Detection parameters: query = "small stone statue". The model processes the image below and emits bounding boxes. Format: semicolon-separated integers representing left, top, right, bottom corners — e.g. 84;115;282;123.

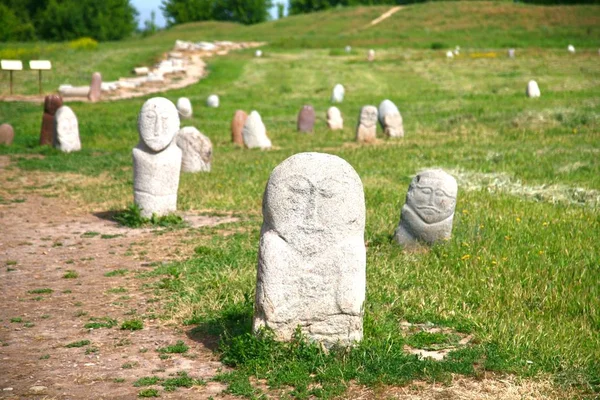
0;124;14;145
88;72;102;102
367;49;375;62
177;97;193;119
176;126;212;173
526;80;541;98
355;105;377;143
242;111;271;149
393;169;458;248
331;84;345;103
133;97;182;218
231;110;248;146
40;95;63;146
326;107;343;130
254;152;366;348
206;94;219;108
297;105;315;133
378;99;404;138
54;106;81;152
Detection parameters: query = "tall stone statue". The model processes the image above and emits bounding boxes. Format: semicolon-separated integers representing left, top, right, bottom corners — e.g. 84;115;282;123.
133;97;182;218
40;95;63;146
393;169;458;248
53;106;81;153
254;152;366;348
176;126;212;173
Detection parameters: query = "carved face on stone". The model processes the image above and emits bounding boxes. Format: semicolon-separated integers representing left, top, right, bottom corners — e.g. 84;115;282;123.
263;153;364;254
406;170;457;224
56;106;78;138
360;106;377;128
138;97;180;152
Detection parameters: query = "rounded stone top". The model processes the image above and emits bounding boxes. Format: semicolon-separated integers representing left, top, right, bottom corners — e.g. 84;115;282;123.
44;94;63;115
327;106;341;119
137;97;180;152
406;169;457;225
378;99;400;124
263;152;365;250
359;105;378;128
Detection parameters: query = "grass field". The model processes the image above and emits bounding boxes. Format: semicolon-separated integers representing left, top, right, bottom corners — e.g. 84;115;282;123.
0;2;599;398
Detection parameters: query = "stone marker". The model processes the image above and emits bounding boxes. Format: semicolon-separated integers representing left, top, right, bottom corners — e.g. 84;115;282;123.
355;105;377;143
40;94;63;146
331;84;345;103
177;97;193;119
297;105;315;133
526;80;541;98
345;45;352;53
378;99;404;138
256;50;263;57
88;72;102;102
326;107;343;130
0;123;14;145
54;106;81;152
133;97;182;218
508;48;515;58
367;49;375;62
242;111;271;149
393;169;457;248
176;126;212;173
253;152;366;348
206;94;219;108
568;44;575;54
231;110;248;146
446;51;454;58
454;45;460;55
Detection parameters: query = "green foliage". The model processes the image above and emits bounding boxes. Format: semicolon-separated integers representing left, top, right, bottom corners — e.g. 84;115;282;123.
121;319;144;330
104;269;129;277
137;388;159;397
62;270;79;279
28;288;53;294
157;340;189;354
161;0;273;25
134;372;205;392
84;317;118;329
65;340;91;348
68;37;98;51
113;204;186;229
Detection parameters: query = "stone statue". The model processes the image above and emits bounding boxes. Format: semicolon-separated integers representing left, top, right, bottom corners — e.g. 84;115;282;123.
355;105;377;143
378;99;404;138
297;105;315;133
40;95;63;146
327;106;343;130
176;126;212;173
242;111;271;149
177;97;193;119
133;97;182;218
254;152;366;348
393;169;458;247
526;80;541;98
53;106;81;153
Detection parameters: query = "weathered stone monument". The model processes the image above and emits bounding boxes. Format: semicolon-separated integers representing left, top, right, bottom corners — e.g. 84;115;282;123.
378;99;404;138
177;97;193;119
345;45;352;53
40;94;63;146
207;94;219;108
53;106;81;152
253;152;366;348
255;50;263;57
0;123;14;145
367;49;375;62
568;44;575;54
355;105;378;143
176;126;212;172
133;97;182;218
327;107;343;130
297;105;316;133
88;72;102;102
393;169;457;247
331;84;345;103
508;48;515;58
446;51;454;59
242;111;271;149
526;80;541;98
231;110;248;146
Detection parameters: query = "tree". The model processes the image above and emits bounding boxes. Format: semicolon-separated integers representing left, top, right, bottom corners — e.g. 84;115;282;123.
161;0;272;26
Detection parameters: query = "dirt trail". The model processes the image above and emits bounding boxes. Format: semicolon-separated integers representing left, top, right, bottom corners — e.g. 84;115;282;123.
0;157;239;399
362;6;403;29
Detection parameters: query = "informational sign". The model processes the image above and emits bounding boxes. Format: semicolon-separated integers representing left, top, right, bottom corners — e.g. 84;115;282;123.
1;60;23;71
29;60;52;70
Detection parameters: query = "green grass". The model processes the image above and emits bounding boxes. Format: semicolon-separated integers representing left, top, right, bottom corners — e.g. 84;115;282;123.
62;270;78;279
157;341;188;354
121;319;144;331
104;269;129;277
65;340;91;348
27;288;53;294
0;4;599;397
113;204;186;229
84;317;118;329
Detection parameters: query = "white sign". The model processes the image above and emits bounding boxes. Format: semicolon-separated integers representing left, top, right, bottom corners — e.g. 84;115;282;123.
1;60;23;71
29;60;52;70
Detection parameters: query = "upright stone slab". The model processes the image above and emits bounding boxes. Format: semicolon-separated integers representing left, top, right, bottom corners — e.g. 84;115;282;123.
345;46;352;53
88;72;102;102
297;105;315;133
331;84;345;103
0;124;14;145
367;49;375;62
254;152;366;348
255;50;263;57
207;94;219;108
393;169;457;248
378;99;404;138
355;105;377;143
327;107;343;130
176;126;212;173
568;44;575;54
177;97;193;119
526;80;541;98
53;106;81;153
133;97;182;218
508;48;515;58
231;110;248;146
242;111;271;149
40;95;63;146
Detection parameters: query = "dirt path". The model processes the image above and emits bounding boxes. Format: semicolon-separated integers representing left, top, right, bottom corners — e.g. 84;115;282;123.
362;6;403;29
0;158;240;399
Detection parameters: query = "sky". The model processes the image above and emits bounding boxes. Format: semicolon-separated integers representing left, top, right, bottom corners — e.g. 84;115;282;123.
131;0;290;28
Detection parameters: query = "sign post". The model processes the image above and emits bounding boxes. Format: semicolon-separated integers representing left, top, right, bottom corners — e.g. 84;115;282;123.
29;60;52;94
1;60;24;95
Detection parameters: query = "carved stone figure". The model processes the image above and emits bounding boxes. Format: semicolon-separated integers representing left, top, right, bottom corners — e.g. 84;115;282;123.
53;106;81;152
355;105;377;143
40;95;63;146
0;124;14;145
526;80;541;98
176;126;212;172
177;97;193;119
297;105;315;133
508;48;515;58
367;49;375;62
253;152;366;348
206;94;219;108
331;84;345;103
88;72;102;102
242;111;271;149
133;97;182;218
326;107;343;130
393;169;458;247
231;110;248;146
378;99;404;138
